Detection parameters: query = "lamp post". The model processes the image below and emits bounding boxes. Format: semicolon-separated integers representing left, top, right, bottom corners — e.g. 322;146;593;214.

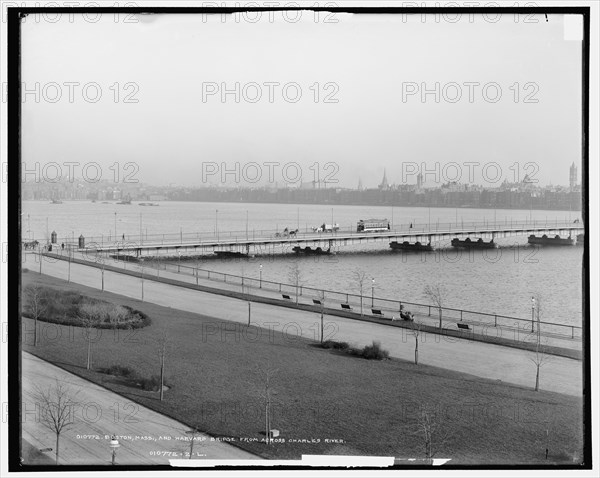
215;209;219;240
109;435;120;465
67;248;71;283
114;212;117;242
331;208;334;233
141;262;145;301
259;264;263;289
428;206;431;231
185;428;200;459
531;296;536;332
371;278;375;307
178;250;181;273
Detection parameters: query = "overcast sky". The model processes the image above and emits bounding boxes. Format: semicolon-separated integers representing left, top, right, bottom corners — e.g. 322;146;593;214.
21;11;583;189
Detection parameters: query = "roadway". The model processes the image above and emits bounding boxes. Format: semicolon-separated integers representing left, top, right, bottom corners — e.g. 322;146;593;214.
21;352;260;465
81;221;584;255
23;253;583;397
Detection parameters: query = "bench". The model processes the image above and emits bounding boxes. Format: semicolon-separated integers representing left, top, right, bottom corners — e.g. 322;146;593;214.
457;323;470;330
282;294;292;300
312;299;322;306
371;309;384;316
341;303;352;310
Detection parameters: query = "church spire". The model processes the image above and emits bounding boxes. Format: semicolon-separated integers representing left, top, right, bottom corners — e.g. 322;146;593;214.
379;169;389;190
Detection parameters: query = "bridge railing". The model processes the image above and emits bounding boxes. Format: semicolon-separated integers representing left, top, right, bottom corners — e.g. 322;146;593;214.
149;258;582;340
57;218;583;247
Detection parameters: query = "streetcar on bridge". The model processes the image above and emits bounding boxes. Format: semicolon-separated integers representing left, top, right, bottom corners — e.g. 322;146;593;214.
357;218;391;233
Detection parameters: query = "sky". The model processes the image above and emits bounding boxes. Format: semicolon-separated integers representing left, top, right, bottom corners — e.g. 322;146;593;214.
20;11;584;189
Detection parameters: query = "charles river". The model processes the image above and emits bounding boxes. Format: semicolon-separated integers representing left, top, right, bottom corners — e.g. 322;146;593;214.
22;200;584;327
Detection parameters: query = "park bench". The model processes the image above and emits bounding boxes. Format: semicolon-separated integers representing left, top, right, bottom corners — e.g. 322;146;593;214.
341;303;353;311
371;309;384;317
457;323;470;330
282;294;292;300
312;299;322;306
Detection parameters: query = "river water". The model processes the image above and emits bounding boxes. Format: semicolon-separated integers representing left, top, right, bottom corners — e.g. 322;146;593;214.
21;200;584;326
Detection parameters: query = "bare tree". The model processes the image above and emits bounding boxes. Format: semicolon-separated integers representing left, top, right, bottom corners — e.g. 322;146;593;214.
76;304;103;371
413;404;451;464
241;265;251;326
24;285;47;346
32;380;80;465
256;364;279;444
287;262;303;305
529;293;552;391
353;270;367;316
423;283;447;329
409;320;423;365
318;290;326;343
157;328;169;401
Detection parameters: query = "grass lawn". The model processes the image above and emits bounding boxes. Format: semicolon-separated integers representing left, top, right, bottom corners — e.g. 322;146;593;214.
21;272;584;464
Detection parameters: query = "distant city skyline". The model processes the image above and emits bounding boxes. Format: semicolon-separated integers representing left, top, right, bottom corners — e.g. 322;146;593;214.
21;159;581;190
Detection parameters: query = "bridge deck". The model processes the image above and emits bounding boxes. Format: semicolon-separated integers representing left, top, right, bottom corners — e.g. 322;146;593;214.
85;222;584;253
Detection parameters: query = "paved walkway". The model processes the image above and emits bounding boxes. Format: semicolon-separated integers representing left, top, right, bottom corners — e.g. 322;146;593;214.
39;250;583;350
23;253;583;396
22;352;260;465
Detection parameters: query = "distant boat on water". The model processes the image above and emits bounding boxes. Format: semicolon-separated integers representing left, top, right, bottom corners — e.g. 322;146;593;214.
214;251;248;258
390;241;433;252
528;234;575;246
451;237;498;249
138;202;159;206
50;198;63;204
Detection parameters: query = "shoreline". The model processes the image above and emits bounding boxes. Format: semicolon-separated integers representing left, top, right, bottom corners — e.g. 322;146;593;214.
22;198;583;213
38;252;582;360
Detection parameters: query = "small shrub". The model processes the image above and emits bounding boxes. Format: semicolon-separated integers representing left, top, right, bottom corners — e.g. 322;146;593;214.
360;341;389;360
22;285;151;329
138;375;163;392
104;365;135;378
321;340;350;351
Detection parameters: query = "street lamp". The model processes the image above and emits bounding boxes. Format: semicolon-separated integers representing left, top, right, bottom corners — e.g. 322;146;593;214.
531;296;536;332
371;278;375;307
141;262;145;301
67;247;71;283
259;264;263;289
178;250;181;273
185;428;200;459
215;209;219;240
428;206;431;230
109;435;120;465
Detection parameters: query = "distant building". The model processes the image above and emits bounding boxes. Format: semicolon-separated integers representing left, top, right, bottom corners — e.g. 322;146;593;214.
417;172;423;189
570;162;578;191
378;169;390;190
